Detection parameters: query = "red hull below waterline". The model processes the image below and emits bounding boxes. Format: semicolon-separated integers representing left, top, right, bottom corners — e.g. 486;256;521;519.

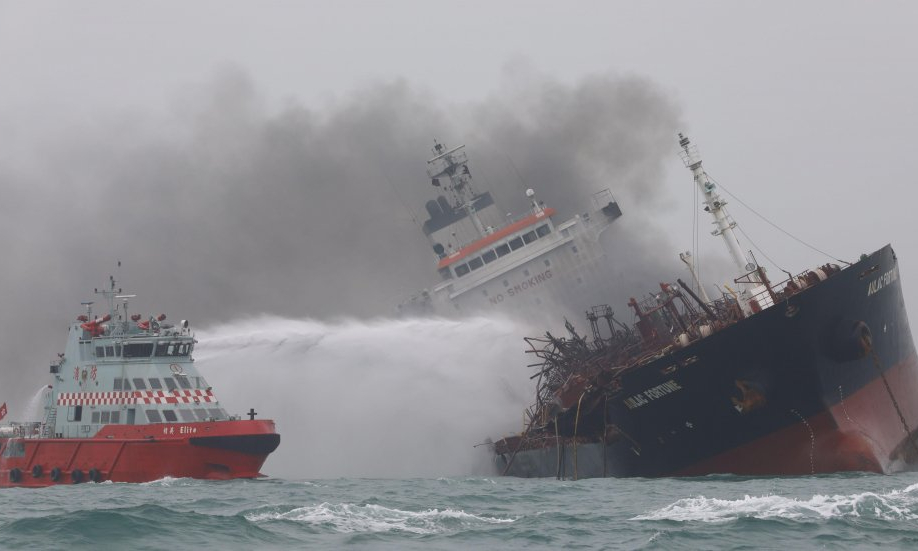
674;354;918;476
0;419;279;488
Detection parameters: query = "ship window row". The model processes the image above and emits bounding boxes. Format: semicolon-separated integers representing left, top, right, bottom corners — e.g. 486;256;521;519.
96;341;192;359
452;224;551;278
144;407;228;423
90;410;121;424
85;407;228;424
113;375;207;391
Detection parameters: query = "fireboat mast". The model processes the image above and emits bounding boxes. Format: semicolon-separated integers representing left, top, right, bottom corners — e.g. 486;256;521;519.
678;133;759;309
427;141;489;238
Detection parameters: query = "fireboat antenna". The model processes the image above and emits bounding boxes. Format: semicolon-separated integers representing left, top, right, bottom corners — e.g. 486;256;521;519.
678;133;759;311
428;140;488;238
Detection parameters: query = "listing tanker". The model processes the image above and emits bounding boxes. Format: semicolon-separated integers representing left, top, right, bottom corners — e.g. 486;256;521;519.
493;134;918;477
0;279;279;487
399;141;623;321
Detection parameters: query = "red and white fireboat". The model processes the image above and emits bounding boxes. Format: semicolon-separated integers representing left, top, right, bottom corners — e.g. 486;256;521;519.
0;278;280;487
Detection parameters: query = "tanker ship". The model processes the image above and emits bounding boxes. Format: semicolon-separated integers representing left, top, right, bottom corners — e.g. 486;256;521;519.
398;141;623;320
493;133;918;478
0;278;280;487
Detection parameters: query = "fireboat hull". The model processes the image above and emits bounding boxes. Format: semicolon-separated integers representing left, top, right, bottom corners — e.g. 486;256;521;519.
0;419;279;487
496;245;918;478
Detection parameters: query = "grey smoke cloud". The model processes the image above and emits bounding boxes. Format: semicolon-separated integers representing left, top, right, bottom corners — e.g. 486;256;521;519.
0;67;682;412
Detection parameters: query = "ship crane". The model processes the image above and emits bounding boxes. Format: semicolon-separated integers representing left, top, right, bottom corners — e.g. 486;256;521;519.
678;133;760;313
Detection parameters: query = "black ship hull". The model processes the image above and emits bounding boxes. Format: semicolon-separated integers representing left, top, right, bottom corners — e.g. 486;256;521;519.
496;245;918;477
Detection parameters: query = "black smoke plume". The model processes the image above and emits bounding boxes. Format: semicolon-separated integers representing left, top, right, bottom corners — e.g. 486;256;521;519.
0;67;682;413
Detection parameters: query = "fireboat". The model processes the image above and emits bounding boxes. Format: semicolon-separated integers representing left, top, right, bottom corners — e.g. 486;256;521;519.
0;278;280;487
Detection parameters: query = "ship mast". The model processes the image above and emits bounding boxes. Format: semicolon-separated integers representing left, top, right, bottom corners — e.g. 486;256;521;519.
678;133;759;308
427;141;489;238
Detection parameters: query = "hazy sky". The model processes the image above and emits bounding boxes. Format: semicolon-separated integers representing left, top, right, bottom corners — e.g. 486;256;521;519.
1;1;917;409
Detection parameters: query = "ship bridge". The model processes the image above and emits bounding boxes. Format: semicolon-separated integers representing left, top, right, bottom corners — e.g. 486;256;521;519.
44;287;233;439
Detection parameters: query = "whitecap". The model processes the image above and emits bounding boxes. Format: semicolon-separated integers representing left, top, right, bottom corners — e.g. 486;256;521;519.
246;502;515;534
138;476;200;487
633;483;918;523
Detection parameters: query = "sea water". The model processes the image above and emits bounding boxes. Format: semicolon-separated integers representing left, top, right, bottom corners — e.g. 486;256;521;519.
2;317;917;549
1;474;917;549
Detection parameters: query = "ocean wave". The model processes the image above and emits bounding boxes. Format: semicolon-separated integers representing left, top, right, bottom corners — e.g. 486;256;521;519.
633;483;918;523
0;503;289;549
138;476;203;487
245;502;516;534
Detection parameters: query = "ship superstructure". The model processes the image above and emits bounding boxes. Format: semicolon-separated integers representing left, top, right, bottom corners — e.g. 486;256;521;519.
0;278;279;487
492;134;918;478
400;141;623;319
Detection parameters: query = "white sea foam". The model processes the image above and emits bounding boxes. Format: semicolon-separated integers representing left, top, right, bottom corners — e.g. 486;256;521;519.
138;476;199;487
195;315;534;479
634;483;918;523
245;502;515;534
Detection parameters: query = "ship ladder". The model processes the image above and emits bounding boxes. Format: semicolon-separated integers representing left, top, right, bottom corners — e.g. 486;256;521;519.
41;408;57;439
863;334;918;459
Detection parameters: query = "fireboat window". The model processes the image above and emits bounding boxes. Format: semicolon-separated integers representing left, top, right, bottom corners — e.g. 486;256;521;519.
115;344;122;356
124;342;154;358
207;408;227;420
163;377;178;391
482;250;497;264
113;378;123;390
122;379;132;391
162;410;178;422
91;411;100;424
110;411;120;424
193;408;208;421
148;378;163;390
509;237;524;251
145;409;163;423
95;346;104;357
174;375;192;390
178;409;196;422
536;224;551;238
155;342;170;357
468;257;484;271
455;264;471;277
496;244;511;257
100;411;110;423
522;230;538;244
105;345;114;357
132;378;147;390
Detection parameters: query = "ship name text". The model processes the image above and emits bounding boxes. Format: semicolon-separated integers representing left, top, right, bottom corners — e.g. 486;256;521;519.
867;266;899;297
488;269;552;305
162;425;199;435
623;379;683;409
